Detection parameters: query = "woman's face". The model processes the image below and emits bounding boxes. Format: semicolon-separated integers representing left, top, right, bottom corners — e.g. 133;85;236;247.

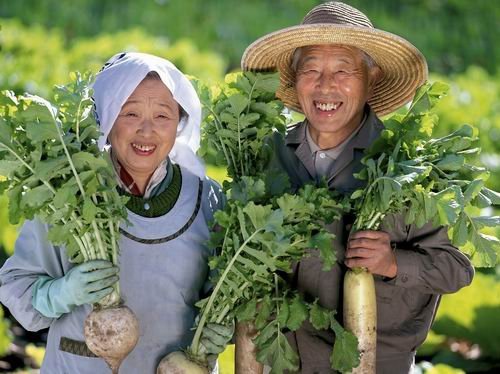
109;77;180;182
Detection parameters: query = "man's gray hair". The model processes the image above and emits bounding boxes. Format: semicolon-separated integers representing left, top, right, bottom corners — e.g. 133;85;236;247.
291;46;378;74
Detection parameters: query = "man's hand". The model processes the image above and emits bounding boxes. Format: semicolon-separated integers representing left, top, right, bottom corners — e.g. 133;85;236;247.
345;230;397;278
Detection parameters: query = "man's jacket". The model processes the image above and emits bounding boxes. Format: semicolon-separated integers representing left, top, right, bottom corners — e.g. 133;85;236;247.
267;107;474;374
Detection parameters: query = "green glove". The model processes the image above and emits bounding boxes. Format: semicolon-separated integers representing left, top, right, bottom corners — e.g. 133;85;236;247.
199;322;234;356
32;260;119;318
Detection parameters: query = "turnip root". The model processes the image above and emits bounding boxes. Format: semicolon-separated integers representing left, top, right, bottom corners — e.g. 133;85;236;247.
84;305;139;374
235;321;263;374
343;268;376;374
156;351;209;374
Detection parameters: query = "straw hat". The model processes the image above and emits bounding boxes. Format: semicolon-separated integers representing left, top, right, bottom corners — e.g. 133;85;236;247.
241;1;428;116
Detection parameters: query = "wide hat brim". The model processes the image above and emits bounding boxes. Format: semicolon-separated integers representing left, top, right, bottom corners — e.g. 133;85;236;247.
241;24;428;117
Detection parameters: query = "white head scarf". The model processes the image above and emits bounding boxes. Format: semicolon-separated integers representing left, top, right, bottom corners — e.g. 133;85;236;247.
92;52;205;178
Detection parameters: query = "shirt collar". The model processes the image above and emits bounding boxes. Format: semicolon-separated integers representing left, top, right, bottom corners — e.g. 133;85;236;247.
305;112;367;160
110;150;169;198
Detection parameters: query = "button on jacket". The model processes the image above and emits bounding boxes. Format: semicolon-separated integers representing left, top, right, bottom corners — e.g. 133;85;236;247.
267;106;474;374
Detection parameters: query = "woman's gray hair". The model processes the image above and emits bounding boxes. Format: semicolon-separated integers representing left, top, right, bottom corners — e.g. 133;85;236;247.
291;46;379;74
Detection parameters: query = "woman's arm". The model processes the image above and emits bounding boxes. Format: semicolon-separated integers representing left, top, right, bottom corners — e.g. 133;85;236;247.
0;220;65;331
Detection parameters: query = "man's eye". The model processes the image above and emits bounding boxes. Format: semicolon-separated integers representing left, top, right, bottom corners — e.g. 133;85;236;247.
125;112;138;117
300;69;319;75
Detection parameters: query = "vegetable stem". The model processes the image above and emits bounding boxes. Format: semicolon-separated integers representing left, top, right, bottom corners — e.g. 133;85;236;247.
53;119;86;198
189;228;265;356
74;98;84;143
207;107;238;174
236;115;244;177
215;281;250;325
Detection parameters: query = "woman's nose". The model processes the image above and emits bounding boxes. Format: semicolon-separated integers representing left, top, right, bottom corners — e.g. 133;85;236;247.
137;117;154;135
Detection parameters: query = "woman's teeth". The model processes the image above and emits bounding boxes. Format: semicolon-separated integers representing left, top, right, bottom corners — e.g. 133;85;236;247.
132;143;156;152
315;102;339;111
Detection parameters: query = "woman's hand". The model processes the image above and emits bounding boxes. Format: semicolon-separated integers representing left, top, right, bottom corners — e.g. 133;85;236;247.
32;260;119;318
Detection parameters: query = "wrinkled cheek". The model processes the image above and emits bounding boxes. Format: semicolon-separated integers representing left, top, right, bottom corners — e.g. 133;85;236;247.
341;84;354;95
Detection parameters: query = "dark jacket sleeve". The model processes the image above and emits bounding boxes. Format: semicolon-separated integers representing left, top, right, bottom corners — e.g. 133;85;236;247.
382;215;474;294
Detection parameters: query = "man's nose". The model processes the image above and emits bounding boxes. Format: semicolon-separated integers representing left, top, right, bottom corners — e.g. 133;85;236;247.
317;73;337;92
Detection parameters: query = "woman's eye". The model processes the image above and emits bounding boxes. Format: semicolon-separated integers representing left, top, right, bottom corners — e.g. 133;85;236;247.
125;112;138;117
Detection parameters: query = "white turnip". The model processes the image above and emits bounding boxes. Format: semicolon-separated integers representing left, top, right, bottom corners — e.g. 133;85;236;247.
156;351;209;374
84;305;140;374
343;268;377;374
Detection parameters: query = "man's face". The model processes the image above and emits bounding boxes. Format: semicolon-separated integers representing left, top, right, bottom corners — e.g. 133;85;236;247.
295;45;378;148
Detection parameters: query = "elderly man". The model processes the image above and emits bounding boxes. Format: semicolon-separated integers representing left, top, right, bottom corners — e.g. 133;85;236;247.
242;2;474;373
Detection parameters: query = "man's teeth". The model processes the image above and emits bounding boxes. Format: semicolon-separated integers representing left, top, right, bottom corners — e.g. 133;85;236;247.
132;143;156;152
315;102;339;111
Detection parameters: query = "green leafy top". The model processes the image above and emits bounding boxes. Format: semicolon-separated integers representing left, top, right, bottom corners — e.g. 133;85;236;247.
0;72;128;306
190;72;357;373
351;82;500;267
196;72;286;182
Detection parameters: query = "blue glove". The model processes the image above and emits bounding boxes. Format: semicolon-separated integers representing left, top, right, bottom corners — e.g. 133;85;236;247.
32;260;119;318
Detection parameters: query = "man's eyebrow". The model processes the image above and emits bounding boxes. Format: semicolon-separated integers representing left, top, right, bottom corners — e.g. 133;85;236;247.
298;55;319;66
336;57;353;64
298;55;354;67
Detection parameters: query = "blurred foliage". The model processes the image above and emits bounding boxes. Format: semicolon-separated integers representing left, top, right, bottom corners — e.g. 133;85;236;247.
418;271;500;372
0;194;18;260
0;0;498;75
0;19;225;96
419;330;448;357
25;344;44;368
0;305;12;356
432;272;500;357
206;165;229;185
416;361;466;374
431;68;500;192
426;364;466;374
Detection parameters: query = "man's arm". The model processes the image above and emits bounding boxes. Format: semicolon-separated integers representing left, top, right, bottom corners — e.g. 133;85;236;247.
345;216;474;294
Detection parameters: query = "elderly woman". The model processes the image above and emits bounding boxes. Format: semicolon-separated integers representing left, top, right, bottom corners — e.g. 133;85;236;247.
0;52;226;373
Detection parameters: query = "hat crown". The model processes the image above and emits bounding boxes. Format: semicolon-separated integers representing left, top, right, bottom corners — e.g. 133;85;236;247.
302;1;373;28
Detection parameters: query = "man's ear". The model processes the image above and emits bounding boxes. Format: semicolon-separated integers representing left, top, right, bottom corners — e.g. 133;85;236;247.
367;65;383;98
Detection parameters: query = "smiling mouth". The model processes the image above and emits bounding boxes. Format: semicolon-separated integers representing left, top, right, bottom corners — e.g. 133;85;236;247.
314;100;342;112
132;143;156;153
